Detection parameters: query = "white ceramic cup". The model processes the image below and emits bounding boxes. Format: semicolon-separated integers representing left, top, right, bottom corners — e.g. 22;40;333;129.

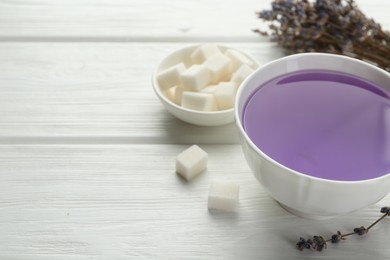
235;53;390;219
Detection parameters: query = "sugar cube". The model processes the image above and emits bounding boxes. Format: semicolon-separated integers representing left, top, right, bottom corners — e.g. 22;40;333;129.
200;85;219;94
157;63;186;91
214;82;237;110
176;145;208;181
190;44;222;64
208;182;239;212
230;64;254;86
163;87;175;101
181;92;217;111
225;49;256;73
180;64;211;91
205;53;231;84
170;86;184;105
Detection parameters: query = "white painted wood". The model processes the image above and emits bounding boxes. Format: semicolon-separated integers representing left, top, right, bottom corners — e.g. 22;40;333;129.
0;0;387;40
0;0;268;40
0;0;389;259
0;144;388;259
0;42;284;143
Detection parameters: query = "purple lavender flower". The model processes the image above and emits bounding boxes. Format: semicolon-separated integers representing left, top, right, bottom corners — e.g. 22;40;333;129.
312;236;327;251
380;207;390;216
294;206;388;251
330;231;344;243
296;237;313;251
255;0;390;71
353;226;367;236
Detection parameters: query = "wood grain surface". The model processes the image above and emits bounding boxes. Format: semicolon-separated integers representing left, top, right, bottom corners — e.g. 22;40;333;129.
0;0;389;259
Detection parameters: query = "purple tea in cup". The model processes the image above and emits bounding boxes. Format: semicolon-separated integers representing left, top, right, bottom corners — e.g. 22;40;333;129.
243;69;390;181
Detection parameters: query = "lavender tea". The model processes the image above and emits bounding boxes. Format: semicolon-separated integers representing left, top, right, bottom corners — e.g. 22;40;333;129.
243;70;390;181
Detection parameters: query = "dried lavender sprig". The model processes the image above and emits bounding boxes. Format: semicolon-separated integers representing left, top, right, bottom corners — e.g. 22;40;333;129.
296;207;389;251
255;0;390;71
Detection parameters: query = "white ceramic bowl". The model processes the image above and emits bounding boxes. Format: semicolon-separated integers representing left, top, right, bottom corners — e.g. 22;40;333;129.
152;44;259;126
235;53;390;219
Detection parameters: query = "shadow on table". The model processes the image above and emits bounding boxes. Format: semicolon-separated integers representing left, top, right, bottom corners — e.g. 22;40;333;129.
160;114;240;145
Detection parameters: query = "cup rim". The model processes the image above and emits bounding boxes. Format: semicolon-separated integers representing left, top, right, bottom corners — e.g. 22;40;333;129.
235;52;390;184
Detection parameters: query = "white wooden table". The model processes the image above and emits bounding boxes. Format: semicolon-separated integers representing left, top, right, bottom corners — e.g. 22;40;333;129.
0;0;389;259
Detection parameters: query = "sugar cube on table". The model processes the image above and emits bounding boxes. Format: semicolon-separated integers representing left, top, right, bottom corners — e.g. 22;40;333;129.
180;64;211;91
230;64;254;86
225;49;256;73
181;92;217;111
208;182;240;212
190;44;222;64
214;82;237;110
157;63;186;91
205;53;231;84
176;145;208;181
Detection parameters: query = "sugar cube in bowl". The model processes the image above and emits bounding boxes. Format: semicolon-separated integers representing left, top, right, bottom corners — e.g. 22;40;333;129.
152;44;259;126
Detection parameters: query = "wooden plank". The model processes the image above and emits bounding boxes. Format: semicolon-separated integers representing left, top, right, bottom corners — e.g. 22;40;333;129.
0;42;285;144
0;0;269;40
0;144;388;259
0;0;387;40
